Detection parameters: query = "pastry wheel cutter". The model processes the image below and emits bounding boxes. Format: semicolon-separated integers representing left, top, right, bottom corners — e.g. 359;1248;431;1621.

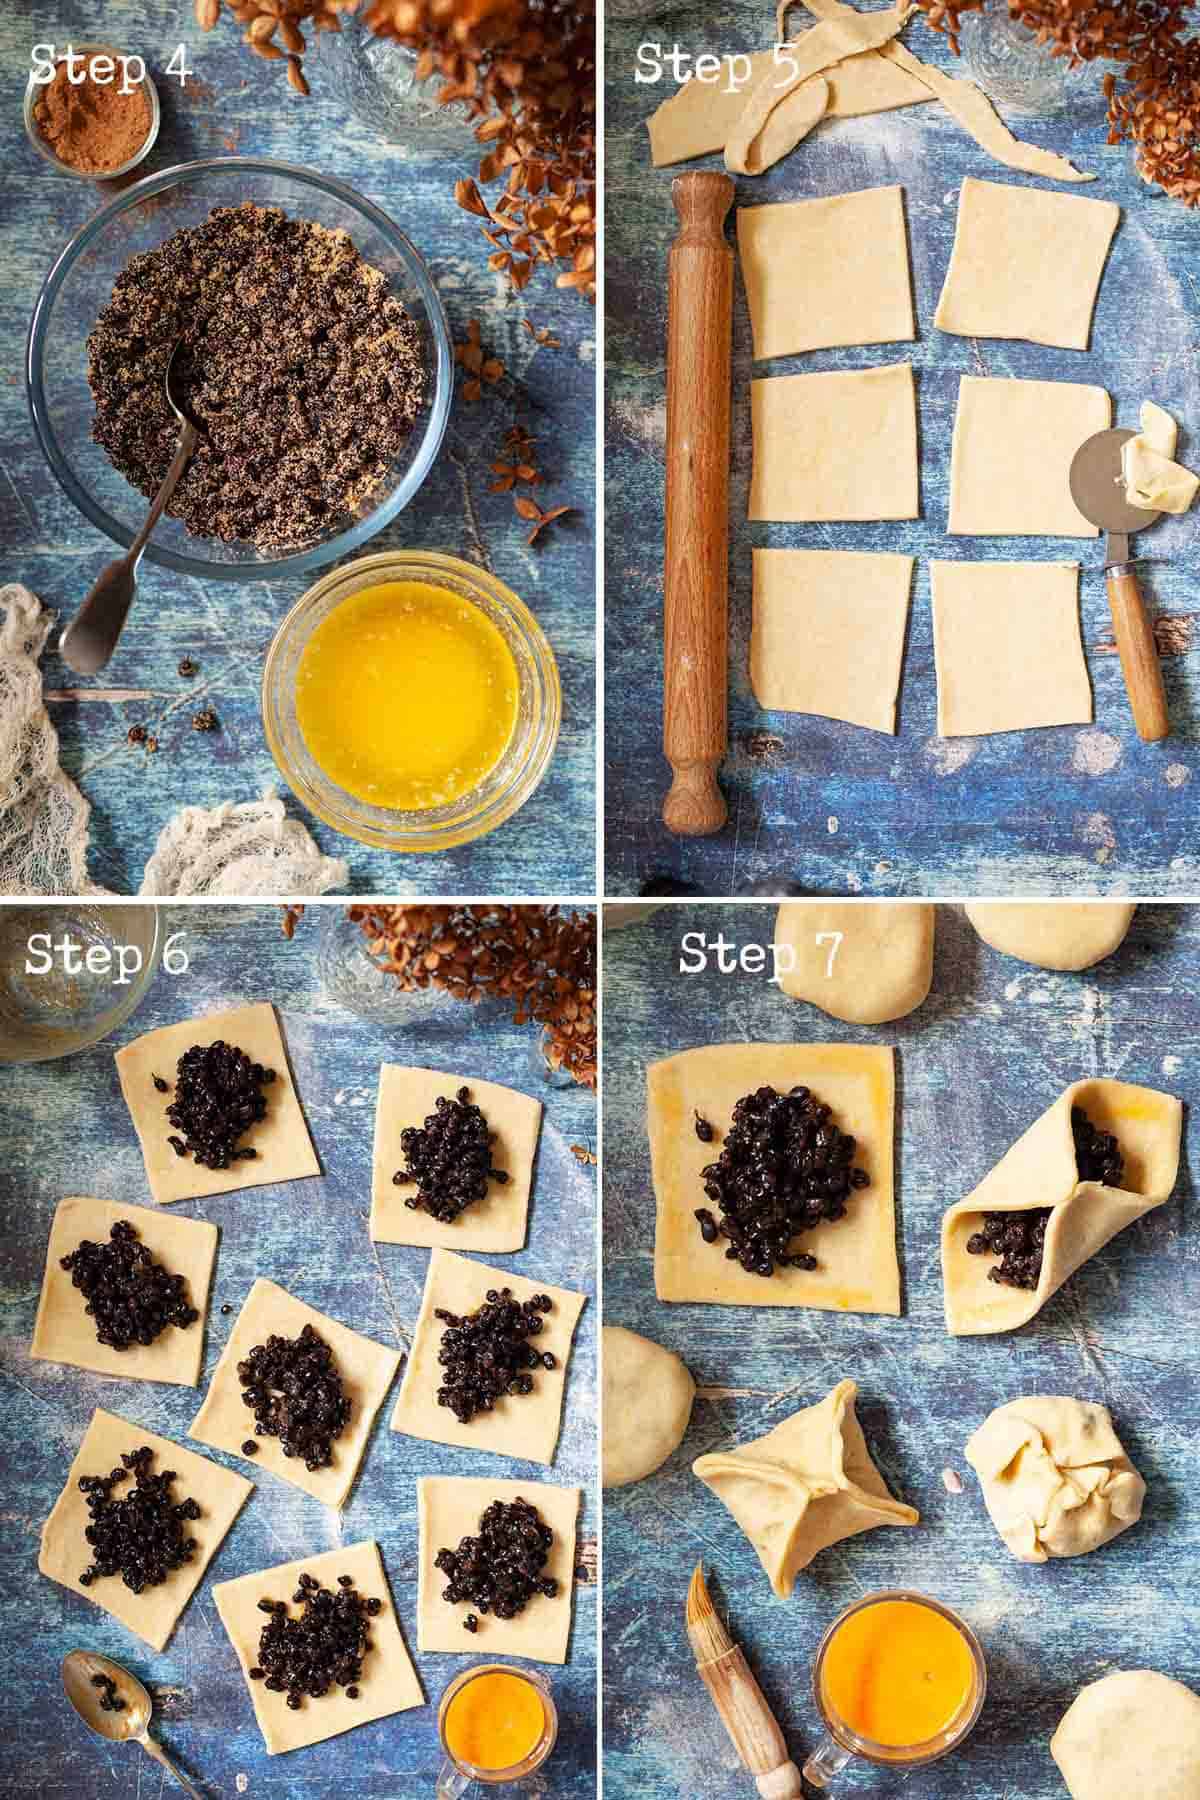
1069;426;1169;743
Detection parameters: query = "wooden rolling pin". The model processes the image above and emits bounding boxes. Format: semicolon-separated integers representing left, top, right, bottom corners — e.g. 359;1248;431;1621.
662;172;734;836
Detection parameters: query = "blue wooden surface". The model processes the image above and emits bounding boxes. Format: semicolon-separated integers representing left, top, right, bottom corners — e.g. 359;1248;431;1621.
604;7;1200;896
602;901;1199;1797
1;8;595;897
0;901;597;1798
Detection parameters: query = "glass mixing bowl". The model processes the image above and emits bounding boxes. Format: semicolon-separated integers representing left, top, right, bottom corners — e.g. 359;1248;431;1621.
262;551;561;853
26;157;453;581
0;904;162;1064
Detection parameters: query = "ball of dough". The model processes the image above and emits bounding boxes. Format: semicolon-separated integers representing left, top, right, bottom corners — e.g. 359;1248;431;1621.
965;1396;1145;1562
602;1326;694;1488
774;902;934;1024
964;902;1135;971
1051;1670;1200;1799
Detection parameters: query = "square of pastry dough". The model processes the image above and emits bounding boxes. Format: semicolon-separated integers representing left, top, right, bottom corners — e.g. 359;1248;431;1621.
31;1196;217;1387
39;1407;252;1652
649;1044;898;1314
749;363;918;522
370;1065;542;1252
417;1476;579;1663
392;1248;586;1465
949;375;1109;537
190;1279;402;1508
115;1002;320;1206
213;1540;423;1754
931;559;1092;737
737;186;914;360
935;177;1120;352
750;548;913;734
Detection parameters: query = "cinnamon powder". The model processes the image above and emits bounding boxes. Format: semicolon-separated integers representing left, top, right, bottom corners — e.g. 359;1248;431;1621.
34;58;151;175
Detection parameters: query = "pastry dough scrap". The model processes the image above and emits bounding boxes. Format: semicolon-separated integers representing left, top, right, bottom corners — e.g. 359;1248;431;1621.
31;1196;216;1387
115;1002;320;1206
1121;400;1199;514
39;1407;253;1652
931;560;1092;738
693;1379;918;1596
935;177;1119;351
417;1476;580;1662
649;1043;899;1314
750;548;913;734
190;1278;402;1509
749;363;918;522
964;901;1135;971
965;1396;1145;1563
213;1540;423;1754
941;1078;1182;1336
1052;1670;1200;1800
775;901;934;1022
949;375;1110;537
738;187;913;360
391;1248;586;1465
370;1065;542;1252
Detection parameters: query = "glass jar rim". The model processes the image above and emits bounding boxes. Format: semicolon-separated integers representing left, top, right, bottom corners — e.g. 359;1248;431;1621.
437;1663;557;1781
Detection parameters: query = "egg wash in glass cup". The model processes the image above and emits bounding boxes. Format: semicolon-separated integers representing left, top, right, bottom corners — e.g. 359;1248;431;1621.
295;575;519;811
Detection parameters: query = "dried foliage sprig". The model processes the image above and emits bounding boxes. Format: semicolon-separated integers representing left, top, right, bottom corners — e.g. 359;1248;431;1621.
916;0;1200;204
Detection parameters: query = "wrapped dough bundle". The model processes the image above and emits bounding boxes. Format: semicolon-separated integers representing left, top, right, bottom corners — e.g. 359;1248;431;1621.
941;1078;1181;1336
965;1397;1145;1563
692;1379;918;1597
1051;1669;1200;1799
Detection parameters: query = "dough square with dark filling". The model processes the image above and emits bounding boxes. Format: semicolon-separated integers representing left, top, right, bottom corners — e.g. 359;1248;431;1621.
649;1043;899;1313
738;186;914;360
936;177;1120;352
391;1248;586;1465
417;1476;580;1662
189;1278;402;1508
370;1065;542;1252
31;1196;217;1387
931;560;1091;736
39;1407;253;1652
115;1002;320;1206
749;363;919;522
948;375;1109;537
750;548;914;734
213;1539;423;1755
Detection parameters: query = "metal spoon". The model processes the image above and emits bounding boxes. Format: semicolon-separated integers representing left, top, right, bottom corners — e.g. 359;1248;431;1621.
59;338;201;676
1069;425;1169;742
61;1648;204;1797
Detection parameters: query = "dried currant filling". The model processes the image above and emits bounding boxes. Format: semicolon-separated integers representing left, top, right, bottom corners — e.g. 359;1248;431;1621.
76;1446;202;1593
391;1086;509;1224
60;1219;199;1350
692;1084;870;1277
966;1106;1126;1290
162;1040;275;1169
434;1288;556;1423
435;1496;557;1630
237;1322;351;1471
249;1572;383;1710
90;1671;126;1713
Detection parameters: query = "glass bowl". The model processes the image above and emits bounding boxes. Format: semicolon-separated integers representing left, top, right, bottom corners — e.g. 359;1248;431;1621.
0;904;162;1064
24;43;161;183
26;157;453;581
262;551;561;853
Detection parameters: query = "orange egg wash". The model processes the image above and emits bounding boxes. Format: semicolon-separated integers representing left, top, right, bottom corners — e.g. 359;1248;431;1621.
295;580;519;812
820;1598;977;1751
443;1669;547;1772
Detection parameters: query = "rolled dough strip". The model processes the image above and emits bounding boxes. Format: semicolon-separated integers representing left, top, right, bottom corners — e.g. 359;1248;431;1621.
878;40;1094;181
647;45;931;168
729;75;829;175
725;10;913;175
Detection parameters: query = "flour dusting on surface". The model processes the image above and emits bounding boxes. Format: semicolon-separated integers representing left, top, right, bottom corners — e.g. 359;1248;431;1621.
1078;812;1117;863
1071;729;1122;776
1166;763;1191;788
925;738;977;776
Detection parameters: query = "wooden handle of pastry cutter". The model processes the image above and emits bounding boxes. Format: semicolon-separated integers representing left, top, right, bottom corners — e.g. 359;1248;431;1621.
1107;564;1169;742
697;1648;804;1798
662;171;734;836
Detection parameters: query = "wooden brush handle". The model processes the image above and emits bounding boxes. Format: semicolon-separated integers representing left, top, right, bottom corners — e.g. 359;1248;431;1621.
697;1647;804;1798
662;171;734;836
1106;564;1170;742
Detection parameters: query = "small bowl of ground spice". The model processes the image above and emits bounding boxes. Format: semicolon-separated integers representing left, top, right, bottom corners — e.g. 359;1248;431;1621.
25;44;159;183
